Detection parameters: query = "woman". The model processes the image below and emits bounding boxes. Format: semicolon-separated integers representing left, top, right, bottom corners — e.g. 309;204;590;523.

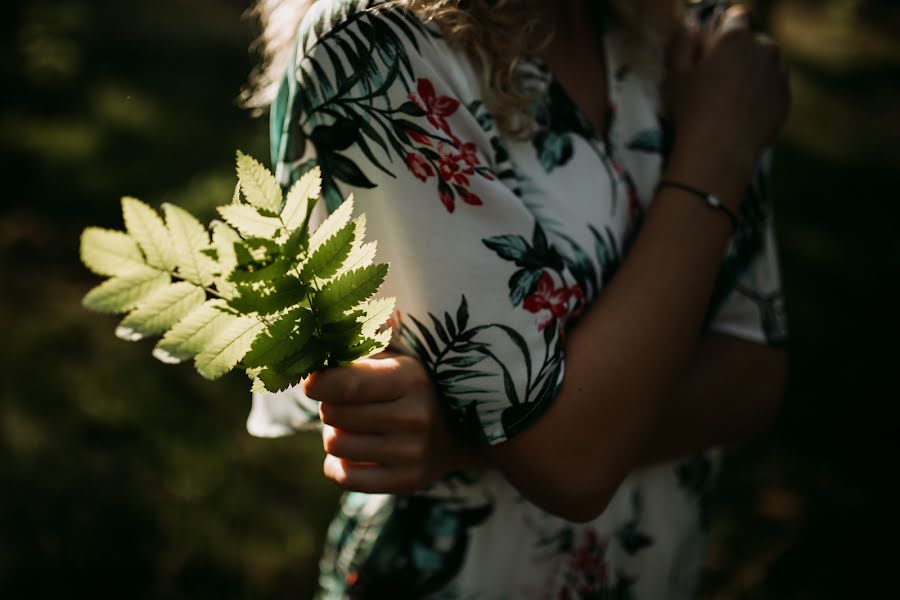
245;0;789;597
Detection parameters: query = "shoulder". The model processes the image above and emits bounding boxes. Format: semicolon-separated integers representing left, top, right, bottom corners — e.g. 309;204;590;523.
294;0;440;64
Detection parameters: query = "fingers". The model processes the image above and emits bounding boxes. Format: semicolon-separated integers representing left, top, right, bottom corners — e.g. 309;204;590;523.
322;425;422;465
717;4;751;36
319;395;429;433
304;355;422;405
323;455;423;495
667;22;705;72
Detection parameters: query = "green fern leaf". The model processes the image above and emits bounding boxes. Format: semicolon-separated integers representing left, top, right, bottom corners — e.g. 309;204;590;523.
211;221;240;298
258;277;309;314
194;315;265;380
278;338;327;377
153;299;237;364
332;329;392;365
281;166;321;231
115;281;206;341
242;307;314;369
309;195;354;249
336;241;377;278
356;297;396;338
255;367;299;394
82;267;170;314
236;150;282;213
163;203;217;287
121;196;176;271
80;227;146;276
313;263;388;323
300;219;355;282
217;203;282;239
211;221;240;274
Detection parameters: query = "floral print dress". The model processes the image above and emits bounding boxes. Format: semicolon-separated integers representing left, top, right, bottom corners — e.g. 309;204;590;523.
247;1;787;598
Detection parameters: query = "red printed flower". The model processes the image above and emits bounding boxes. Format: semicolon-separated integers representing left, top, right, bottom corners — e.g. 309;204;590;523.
458;141;480;169
404;128;432;147
439;189;455;213
523;272;583;330
461;190;482;205
409;77;460;135
405;152;434;182
437;150;459;182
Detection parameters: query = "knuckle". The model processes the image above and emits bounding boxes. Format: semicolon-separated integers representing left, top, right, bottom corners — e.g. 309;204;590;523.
319;402;339;426
342;375;361;404
322;427;340;455
402;405;430;431
400;439;425;462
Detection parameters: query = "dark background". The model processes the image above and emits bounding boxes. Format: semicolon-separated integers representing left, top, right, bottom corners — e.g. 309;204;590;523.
1;0;897;598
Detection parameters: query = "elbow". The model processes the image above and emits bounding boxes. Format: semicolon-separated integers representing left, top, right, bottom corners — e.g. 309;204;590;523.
548;486;617;524
500;459;624;523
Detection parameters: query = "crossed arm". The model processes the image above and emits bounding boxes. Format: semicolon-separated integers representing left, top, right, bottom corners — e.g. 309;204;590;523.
304;6;789;522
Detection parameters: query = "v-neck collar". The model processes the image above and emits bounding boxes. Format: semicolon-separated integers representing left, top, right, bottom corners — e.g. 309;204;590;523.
528;30;625;152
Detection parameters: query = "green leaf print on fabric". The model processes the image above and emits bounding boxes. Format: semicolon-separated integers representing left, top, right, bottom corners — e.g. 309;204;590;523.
274;1;497;213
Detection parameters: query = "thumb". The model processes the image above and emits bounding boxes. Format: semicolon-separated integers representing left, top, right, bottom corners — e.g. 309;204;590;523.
667;23;703;73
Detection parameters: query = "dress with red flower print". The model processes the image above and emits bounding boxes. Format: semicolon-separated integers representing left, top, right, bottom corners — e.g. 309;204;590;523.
251;1;788;599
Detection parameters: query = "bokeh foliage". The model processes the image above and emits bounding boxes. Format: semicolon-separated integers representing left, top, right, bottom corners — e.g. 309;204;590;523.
1;0;898;598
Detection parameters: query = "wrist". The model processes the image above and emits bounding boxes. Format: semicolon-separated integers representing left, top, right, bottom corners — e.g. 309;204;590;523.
667;135;756;210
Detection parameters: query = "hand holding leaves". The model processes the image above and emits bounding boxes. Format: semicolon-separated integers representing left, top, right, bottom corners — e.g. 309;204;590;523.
80;152;393;393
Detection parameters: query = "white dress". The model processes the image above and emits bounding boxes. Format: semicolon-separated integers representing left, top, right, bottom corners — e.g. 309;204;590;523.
249;1;787;598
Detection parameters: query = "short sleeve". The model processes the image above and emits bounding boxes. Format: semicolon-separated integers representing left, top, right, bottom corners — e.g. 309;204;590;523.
250;2;569;444
705;151;788;346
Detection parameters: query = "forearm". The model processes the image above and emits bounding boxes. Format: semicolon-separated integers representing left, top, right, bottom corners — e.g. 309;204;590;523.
636;333;787;467
488;149;754;520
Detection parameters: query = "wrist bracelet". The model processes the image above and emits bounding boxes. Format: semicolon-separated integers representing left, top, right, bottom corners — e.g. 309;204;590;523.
655;180;740;231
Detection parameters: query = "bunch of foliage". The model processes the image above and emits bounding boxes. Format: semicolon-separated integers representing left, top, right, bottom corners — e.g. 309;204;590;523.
79;152;393;393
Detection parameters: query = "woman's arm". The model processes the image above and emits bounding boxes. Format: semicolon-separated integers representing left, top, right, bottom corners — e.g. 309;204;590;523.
307;6;790;520
485;9;790;521
636;334;786;467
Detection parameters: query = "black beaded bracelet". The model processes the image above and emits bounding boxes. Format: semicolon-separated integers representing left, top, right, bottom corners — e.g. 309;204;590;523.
655;180;740;231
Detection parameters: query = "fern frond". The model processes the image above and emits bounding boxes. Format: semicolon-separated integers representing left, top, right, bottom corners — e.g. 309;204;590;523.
82;267;170;314
80;227;146;277
115;282;206;341
153;300;237;364
122;197;176;271
236;150;282;213
217;204;282;239
281;166;321;231
163;203;217;287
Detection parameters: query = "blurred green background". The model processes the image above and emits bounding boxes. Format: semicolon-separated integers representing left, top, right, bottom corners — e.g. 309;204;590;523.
1;0;897;598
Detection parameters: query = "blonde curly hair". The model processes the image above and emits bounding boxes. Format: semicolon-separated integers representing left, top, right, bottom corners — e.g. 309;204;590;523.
243;0;683;137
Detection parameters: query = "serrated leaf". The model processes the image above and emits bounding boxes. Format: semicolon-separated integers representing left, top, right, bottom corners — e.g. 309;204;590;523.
211;221;240;274
121;196;176;271
116;282;206;341
236;150;282;213
217;203;282;239
256;368;298;394
211;221;241;298
281;166;321;230
229;257;291;284
356;297;395;338
194;315;265;380
336;241;377;277
82;267;170;314
259;277;309;314
333;328;391;364
300;219;355;282
309;195;354;249
242;307;314;369
153;299;237;364
80;227;146;277
281;339;327;376
163;203;217;286
313;263;388;323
